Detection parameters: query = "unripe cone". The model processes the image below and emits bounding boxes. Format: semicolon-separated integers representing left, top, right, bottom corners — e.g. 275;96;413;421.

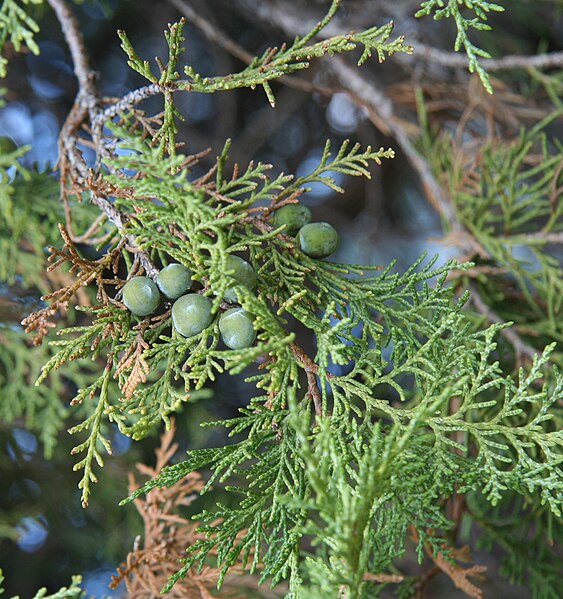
157;263;193;299
223;255;256;303
274;203;312;235
297;222;339;258
121;276;161;316
172;293;213;337
219;308;256;349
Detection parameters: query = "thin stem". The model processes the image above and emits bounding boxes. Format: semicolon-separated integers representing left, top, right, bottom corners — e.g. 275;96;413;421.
290;342;323;416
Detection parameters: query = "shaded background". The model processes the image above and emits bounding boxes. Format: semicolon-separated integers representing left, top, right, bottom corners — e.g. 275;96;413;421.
1;0;562;596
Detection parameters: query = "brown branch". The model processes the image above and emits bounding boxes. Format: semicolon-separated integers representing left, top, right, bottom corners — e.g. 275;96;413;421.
89;194;159;278
410;527;487;599
329;56;459;228
507;230;563;245
431;550;486;599
21;225;122;344
65;212;108;245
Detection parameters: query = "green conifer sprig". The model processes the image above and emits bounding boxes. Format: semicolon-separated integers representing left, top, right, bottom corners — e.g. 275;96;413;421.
117;3;412;110
119;272;561;595
67;365;113;508
30;123;399;505
6;1;560;595
0;0;42;77
415;0;504;93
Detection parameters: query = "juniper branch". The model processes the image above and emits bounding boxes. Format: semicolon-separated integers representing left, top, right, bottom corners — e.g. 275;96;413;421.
234;0;546;362
231;0;456;225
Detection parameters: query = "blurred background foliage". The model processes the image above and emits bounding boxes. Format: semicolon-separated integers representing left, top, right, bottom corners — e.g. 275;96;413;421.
0;0;561;597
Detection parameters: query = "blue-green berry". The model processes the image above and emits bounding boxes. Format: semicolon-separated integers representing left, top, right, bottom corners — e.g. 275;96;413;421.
223;255;257;303
172;293;213;337
156;263;193;299
297;222;339;258
219;308;256;349
274;203;312;235
121;276;161;316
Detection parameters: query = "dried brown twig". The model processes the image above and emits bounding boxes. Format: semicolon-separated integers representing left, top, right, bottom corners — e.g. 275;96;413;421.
110;420;219;597
413;43;563;72
21;225;123;344
468;283;538;361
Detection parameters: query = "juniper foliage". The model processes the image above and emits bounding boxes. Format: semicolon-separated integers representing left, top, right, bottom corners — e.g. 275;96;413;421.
0;0;41;77
0;0;562;598
415;0;505;92
417;97;563;355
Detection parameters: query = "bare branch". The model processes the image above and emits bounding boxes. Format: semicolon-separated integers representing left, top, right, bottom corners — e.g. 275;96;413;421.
290;342;323;416
46;0;98;106
93;84;162;138
413;43;563;72
329;56;459;228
